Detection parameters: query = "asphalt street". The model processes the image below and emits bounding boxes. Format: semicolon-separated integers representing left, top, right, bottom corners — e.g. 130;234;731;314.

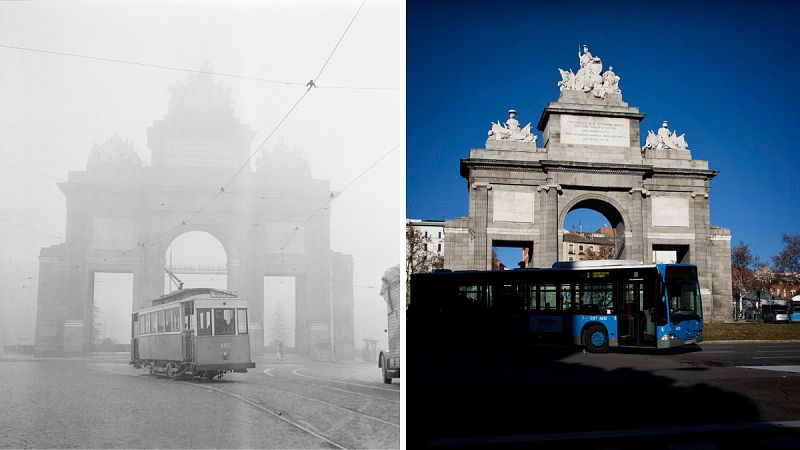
0;354;400;449
407;341;800;449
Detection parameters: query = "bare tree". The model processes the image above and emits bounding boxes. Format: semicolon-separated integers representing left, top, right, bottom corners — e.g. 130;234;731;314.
773;233;800;273
406;225;443;301
731;241;757;298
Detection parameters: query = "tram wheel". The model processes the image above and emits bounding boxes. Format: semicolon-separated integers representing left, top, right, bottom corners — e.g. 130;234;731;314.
205;371;217;380
583;324;609;353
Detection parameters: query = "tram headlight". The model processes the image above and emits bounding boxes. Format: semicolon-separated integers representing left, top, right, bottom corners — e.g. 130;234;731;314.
660;334;676;341
222;351;229;360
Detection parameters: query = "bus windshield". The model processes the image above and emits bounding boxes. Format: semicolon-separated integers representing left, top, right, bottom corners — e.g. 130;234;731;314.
665;266;702;323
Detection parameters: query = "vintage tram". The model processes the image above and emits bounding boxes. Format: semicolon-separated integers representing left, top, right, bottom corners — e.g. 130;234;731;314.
130;288;255;379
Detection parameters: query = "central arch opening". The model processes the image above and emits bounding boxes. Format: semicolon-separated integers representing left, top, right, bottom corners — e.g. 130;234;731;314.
561;199;625;262
163;231;228;293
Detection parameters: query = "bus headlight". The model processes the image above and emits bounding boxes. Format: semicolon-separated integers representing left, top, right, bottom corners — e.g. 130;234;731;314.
661;334;676;341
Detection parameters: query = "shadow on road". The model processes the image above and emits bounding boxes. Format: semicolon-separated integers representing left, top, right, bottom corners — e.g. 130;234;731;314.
407;342;791;448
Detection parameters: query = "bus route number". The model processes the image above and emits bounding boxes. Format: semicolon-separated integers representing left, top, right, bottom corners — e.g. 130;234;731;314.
586;271;609;279
220;342;231;349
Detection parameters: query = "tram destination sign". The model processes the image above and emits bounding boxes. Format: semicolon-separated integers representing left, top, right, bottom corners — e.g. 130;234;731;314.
560;114;629;147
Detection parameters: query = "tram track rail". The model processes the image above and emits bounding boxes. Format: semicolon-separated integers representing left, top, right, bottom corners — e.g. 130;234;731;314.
103;366;398;449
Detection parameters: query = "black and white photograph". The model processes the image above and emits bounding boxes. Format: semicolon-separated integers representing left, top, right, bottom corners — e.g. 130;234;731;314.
0;1;403;448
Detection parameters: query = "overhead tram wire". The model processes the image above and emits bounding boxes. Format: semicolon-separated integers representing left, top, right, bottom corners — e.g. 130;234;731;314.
278;142;400;251
0;42;396;91
0;161;194;211
0;43;305;87
138;0;368;248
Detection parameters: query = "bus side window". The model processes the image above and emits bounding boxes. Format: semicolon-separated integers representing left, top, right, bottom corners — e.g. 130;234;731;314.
541;284;557;311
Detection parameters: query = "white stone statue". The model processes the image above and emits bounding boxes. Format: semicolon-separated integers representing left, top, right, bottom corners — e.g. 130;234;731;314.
602;66;621;94
557;45;622;99
643;121;689;150
488;109;537;143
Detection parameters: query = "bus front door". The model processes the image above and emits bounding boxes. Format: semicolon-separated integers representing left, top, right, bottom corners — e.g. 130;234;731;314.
619;282;656;347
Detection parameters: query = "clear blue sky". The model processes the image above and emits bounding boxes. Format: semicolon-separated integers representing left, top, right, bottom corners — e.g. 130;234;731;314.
407;0;800;263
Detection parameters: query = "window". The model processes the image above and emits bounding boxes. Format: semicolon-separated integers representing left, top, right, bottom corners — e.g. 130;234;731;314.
579;245;584;251
438;232;442;238
157;310;165;333
143;313;150;335
214;308;236;335
150;312;158;334
438;244;442;252
184;302;194;331
568;257;574;261
424;243;428;251
578;283;614;314
540;284;557;311
197;308;212;336
165;309;173;332
172;307;181;332
237;309;248;334
568;244;574;254
455;284;487;311
560;284;574;311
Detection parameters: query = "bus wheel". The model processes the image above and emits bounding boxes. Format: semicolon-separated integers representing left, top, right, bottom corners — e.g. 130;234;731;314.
381;355;391;384
583;325;609;353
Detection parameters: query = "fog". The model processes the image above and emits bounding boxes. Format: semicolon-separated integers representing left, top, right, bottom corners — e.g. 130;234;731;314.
0;1;404;353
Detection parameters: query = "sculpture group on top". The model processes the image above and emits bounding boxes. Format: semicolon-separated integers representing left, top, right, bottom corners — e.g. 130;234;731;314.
643;121;689;151
558;45;621;99
488;109;537;143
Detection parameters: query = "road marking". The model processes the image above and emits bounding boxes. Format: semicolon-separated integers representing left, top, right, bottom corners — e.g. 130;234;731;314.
738;365;800;373
699;351;735;354
756;350;800;353
264;369;275;378
752;356;800;360
428;420;800;447
292;368;400;393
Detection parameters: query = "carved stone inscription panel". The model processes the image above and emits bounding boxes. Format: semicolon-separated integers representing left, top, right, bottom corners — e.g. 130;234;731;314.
493;190;534;223
651;197;690;227
560;114;630;147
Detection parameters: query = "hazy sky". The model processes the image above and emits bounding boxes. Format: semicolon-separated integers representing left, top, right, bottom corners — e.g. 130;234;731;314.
0;0;404;348
407;0;800;264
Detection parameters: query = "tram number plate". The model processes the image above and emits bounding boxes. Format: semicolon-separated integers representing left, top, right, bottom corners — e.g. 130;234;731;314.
220;342;231;348
684;339;695;345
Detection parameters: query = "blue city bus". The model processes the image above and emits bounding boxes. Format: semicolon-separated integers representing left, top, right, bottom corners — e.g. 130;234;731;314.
791;296;800;322
409;260;703;353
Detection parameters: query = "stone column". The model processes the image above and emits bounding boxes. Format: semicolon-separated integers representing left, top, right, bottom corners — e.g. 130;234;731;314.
470;183;491;270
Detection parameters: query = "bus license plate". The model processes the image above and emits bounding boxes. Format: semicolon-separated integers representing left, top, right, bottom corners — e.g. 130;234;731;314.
684;339;696;345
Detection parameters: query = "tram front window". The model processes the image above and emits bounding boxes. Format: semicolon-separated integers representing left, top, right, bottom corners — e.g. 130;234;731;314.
214;308;236;335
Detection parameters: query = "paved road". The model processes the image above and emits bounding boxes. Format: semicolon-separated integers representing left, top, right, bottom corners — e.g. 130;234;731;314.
0;354;400;449
407;341;800;449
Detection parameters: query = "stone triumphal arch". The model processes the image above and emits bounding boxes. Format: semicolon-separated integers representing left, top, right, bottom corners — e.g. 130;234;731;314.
34;72;355;356
444;46;733;322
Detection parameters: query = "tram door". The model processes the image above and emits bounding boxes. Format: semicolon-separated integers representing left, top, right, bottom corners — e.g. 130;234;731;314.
618;281;655;346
